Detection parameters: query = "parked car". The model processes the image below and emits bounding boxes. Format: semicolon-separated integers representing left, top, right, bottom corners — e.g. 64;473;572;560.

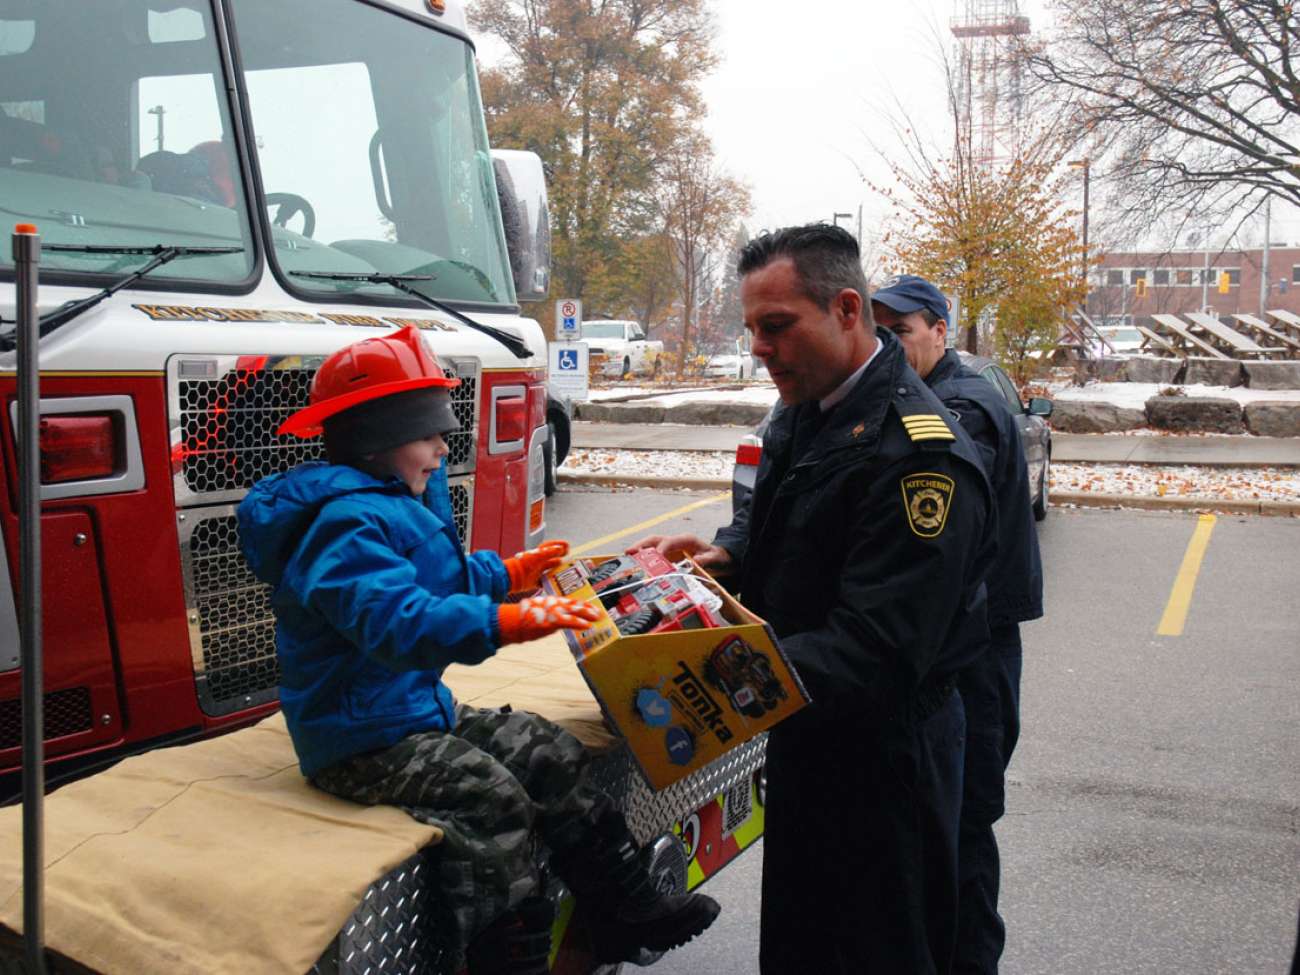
704;353;756;380
730;356;1053;521
958;353;1053;521
704;339;757;380
544;384;573;497
581;319;664;377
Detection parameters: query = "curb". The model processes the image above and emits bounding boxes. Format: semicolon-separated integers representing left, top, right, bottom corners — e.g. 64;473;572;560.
1050;491;1300;517
558;473;1300;516
558;471;731;491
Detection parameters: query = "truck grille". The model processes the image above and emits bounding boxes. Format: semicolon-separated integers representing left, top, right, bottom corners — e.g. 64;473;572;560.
170;354;478;506
0;687;93;750
180;479;474;717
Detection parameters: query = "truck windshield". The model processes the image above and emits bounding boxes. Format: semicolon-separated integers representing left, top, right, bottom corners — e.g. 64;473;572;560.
584;323;630;339
227;0;515;308
0;2;254;283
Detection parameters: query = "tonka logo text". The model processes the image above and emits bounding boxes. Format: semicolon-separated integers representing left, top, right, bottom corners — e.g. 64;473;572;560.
670;662;733;745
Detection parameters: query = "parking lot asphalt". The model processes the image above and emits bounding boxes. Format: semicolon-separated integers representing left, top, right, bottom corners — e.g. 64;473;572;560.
546;489;1300;975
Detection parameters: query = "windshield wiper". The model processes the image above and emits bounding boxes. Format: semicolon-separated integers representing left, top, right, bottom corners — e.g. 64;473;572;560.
0;244;244;352
290;270;533;359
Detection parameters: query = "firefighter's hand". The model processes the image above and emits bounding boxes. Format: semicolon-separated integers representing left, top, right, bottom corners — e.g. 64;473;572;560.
497;595;601;645
504;540;570;595
626;534;734;573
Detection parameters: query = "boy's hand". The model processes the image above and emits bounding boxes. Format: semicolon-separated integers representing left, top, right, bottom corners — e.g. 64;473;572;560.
498;595;601;644
504;540;570;594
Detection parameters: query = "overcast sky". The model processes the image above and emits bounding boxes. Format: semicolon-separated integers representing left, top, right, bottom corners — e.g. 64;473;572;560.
474;0;1300;253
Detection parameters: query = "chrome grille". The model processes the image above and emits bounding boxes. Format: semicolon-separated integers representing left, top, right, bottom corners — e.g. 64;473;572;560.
169;354;479;506
180;477;475;717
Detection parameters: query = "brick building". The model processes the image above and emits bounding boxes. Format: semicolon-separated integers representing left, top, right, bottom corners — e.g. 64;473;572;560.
1088;246;1300;326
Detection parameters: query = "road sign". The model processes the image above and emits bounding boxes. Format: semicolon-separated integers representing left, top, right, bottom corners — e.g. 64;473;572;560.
548;341;589;401
556;298;582;341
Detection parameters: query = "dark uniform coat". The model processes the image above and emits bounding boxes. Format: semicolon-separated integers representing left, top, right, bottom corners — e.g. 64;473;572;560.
713;329;995;975
926;349;1044;973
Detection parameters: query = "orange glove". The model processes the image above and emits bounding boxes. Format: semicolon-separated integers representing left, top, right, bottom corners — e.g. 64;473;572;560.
497;595;601;645
503;540;570;594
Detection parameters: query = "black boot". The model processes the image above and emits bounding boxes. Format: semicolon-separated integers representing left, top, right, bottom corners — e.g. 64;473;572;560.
465;896;554;975
554;819;720;964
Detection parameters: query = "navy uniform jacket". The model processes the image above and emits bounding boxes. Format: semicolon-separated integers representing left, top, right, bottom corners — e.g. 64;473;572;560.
714;329;996;723
926;349;1043;627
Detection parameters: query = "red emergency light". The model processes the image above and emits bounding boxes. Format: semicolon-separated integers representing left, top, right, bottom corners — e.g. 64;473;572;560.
39;414;117;484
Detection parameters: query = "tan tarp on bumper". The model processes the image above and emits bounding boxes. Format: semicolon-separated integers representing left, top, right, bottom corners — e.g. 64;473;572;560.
0;633;613;974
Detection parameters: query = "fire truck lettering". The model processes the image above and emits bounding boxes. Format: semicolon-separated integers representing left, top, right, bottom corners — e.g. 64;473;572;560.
386;317;457;333
321;313;387;327
134;304;205;321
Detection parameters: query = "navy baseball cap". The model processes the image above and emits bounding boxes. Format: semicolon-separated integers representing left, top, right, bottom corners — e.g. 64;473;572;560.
872;274;951;327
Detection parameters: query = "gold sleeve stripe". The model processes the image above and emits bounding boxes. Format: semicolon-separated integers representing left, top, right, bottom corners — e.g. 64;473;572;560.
909;432;956;442
901;414;946;424
904;424;955;436
902;421;953;432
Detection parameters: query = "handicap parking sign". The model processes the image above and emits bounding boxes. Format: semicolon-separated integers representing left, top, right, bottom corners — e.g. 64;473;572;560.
548;341;589;401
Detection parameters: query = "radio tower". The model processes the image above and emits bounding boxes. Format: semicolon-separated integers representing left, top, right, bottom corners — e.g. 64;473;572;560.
951;0;1031;166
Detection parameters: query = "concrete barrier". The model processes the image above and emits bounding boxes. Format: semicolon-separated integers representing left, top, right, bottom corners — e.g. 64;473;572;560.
1244;402;1300;438
1050;400;1147;433
1145;395;1244;434
1183;358;1245;387
1243;361;1300;390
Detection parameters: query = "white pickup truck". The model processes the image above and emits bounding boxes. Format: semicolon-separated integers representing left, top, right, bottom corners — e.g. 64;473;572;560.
582;319;665;377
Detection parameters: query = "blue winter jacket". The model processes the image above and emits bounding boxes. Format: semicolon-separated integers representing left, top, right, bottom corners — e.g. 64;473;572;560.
237;462;509;777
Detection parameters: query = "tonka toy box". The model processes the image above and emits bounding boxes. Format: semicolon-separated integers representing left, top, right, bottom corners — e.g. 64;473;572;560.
541;550;809;790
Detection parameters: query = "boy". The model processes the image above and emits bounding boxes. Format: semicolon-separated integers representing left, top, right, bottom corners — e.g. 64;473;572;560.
237;327;719;974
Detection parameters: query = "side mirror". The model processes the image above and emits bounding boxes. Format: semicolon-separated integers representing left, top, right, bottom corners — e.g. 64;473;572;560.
490;149;551;302
1028;397;1053;418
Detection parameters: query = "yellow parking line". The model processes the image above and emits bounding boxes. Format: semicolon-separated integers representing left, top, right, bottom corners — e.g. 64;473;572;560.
572;492;731;556
1157;514;1217;636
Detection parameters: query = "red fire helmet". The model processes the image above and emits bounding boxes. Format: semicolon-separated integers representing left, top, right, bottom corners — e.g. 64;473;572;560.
278;325;460;438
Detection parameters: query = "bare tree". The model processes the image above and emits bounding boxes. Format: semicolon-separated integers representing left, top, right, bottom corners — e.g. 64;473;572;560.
1021;1;1300;232
659;137;751;371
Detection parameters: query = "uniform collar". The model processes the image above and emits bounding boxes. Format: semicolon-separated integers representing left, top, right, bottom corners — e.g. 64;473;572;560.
924;349;964;386
819;337;883;413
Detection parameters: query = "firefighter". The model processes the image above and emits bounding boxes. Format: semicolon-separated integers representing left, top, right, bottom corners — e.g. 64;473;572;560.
633;225;995;974
873;275;1044;975
236;326;720;974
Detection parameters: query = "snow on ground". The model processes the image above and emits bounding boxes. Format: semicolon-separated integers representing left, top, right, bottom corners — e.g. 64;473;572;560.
1050;463;1300;502
566;448;735;480
585;384;779;407
564;449;1300;503
1049;381;1300;409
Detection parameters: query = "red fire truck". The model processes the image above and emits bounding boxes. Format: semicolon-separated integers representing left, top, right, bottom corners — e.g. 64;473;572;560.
0;0;556;792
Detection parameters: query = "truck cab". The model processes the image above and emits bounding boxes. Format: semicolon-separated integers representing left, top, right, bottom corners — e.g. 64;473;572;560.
0;0;552;785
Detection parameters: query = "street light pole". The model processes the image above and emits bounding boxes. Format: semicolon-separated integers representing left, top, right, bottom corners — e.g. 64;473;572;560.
1068;160;1090;313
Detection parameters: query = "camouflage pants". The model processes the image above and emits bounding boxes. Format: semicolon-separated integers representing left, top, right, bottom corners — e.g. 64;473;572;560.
312;705;611;954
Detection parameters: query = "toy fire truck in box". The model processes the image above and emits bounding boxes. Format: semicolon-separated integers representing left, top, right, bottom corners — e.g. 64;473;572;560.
545;550;809;790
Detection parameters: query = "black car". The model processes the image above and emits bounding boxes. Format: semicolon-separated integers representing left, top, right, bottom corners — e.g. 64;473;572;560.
731;358;1053;520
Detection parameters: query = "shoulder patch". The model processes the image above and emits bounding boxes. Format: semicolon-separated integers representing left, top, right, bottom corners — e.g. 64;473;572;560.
901;473;955;538
899;413;956;444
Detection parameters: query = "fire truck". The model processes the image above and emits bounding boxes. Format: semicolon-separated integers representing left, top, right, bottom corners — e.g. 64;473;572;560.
0;1;765;971
0;0;561;790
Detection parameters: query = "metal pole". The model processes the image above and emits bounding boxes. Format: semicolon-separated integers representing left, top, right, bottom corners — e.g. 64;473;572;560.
1081;162;1090;314
1260;196;1271;317
14;222;47;975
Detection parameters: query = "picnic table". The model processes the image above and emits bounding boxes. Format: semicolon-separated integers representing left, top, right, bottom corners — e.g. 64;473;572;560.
1267;309;1300;339
1232;314;1300;358
1184;311;1278;358
1134;324;1184;358
1150;314;1232;360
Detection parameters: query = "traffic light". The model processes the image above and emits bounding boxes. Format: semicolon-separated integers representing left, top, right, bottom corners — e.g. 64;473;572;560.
1135;276;1148;298
1218;271;1230;294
